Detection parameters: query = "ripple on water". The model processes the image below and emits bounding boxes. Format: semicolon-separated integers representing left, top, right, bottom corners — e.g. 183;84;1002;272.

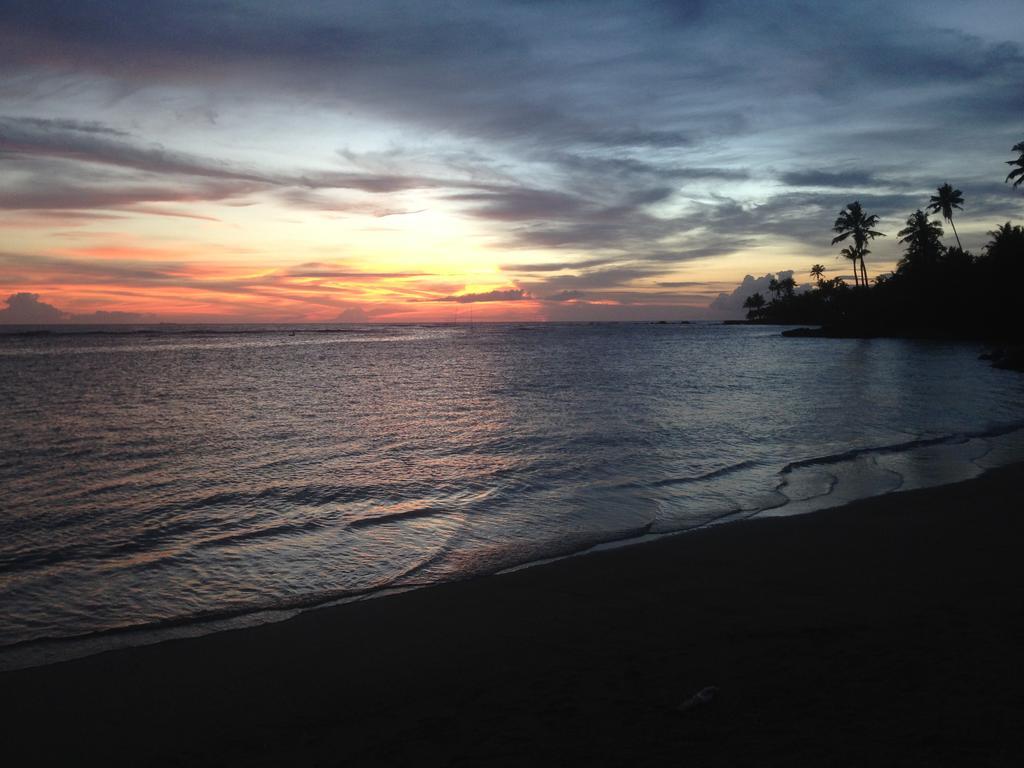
2;323;1023;660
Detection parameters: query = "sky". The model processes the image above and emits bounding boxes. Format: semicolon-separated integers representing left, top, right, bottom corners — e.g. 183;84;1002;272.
1;0;1023;323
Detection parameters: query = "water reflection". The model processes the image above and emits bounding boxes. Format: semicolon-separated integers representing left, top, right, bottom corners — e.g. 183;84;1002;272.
1;323;1023;650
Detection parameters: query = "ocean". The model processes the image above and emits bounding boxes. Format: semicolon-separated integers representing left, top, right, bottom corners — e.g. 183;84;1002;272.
2;322;1023;667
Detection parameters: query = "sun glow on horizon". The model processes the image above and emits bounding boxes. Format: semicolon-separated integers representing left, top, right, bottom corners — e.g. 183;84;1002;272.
3;1;1022;324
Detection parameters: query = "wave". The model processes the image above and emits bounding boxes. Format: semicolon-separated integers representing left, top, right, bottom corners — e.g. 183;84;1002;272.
191;520;323;550
347;507;448;528
780;421;1024;476
609;459;761;491
0;515;659;665
144;482;397;516
0;515;324;576
0;580;391;659
648;459;762;489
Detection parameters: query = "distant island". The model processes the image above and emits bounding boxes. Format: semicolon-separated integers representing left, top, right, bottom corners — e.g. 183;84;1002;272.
739;138;1024;360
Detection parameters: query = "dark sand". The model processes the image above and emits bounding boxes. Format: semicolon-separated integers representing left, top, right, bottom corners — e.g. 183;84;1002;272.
4;466;1023;766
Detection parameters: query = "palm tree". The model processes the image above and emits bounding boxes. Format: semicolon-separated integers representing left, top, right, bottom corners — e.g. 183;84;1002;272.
897;210;944;273
810;264;826;284
832;201;885;287
984;221;1024;262
838;246;868;287
742;292;766;320
926;183;964;251
768;277;781;299
1006;140;1024;188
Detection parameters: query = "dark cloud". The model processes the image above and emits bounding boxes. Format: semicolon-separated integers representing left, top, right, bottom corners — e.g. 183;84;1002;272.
0;115;270;183
0;292;69;322
429;288;529;303
9;0;1015;160
501;257;617;273
3;3;1020;161
502;238;753;301
550;153;749;183
0;252;190;284
544;290;585;302
675;192;926;257
0;292;156;324
641;240;753;262
6;116;130;136
780;170;882;188
532;267;666;291
0;115;506;199
447;189;588;222
0;179;255;210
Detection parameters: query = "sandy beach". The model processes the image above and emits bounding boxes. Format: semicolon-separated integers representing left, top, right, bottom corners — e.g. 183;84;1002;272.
4;464;1023;767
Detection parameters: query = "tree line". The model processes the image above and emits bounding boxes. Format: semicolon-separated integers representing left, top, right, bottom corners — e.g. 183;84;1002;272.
743;138;1024;340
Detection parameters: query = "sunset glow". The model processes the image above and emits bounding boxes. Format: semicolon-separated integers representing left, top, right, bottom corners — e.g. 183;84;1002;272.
2;1;1023;323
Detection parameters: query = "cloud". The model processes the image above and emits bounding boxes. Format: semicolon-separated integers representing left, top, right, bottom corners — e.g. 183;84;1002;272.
5;116;130;137
1;251;199;285
500;257;617;273
284;262;431;280
429;288;529;303
0;115;511;211
0;292;155;323
0;2;997;173
2;1;1024;321
0;292;70;323
534;267;666;291
334;306;370;322
447;189;588;222
0;179;257;210
0;251;457;320
708;271;805;318
779;170;882;188
549;153;749;183
544;290;585;302
4;3;1021;167
0;115;270;183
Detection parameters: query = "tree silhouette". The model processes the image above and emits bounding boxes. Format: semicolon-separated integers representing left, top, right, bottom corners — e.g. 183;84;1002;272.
751;141;1024;339
838;246;869;287
984;221;1024;262
742;292;765;320
1006;140;1024;189
832;202;885;287
897;210;944;273
927;183;964;251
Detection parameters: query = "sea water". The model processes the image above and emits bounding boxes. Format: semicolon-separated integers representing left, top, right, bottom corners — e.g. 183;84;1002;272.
2;322;1023;666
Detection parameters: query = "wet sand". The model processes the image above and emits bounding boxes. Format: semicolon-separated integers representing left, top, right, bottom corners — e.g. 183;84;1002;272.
4;465;1023;766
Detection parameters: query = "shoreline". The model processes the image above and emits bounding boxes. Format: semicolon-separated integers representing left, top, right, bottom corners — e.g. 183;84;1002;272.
5;424;1018;672
4;464;1023;765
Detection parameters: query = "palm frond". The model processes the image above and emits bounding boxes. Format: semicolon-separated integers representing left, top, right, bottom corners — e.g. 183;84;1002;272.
1006;141;1024;188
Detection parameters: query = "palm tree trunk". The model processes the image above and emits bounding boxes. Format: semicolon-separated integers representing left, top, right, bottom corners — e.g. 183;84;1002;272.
860;257;868;287
949;217;963;251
